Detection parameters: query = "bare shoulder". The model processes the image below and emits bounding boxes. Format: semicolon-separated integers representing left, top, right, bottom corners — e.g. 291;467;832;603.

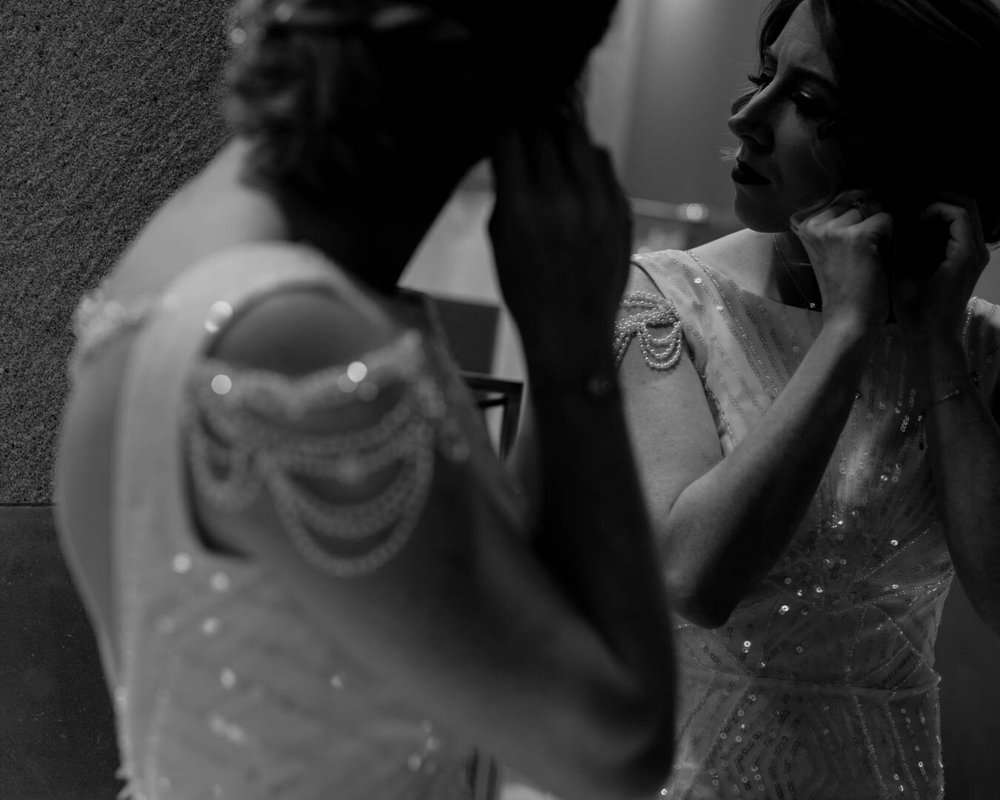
689;228;774;294
689;229;757;276
624;260;662;293
207;284;400;377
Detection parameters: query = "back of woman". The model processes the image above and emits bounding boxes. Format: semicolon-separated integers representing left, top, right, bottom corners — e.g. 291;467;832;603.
61;241;490;800
55;2;679;799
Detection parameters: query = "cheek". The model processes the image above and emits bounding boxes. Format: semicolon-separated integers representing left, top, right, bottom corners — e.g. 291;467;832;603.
782;136;843;203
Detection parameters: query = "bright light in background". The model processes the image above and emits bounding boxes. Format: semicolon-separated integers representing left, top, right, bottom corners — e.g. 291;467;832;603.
678;203;709;223
632;198;710;224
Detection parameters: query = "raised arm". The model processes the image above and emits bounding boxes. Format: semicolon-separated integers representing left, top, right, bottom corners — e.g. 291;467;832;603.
620;194;890;628
892;196;1000;637
488;114;676;718
190;120;676;800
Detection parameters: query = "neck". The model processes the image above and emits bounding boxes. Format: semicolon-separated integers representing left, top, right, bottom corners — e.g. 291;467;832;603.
773;230;811;266
769;230;821;310
233;137;476;295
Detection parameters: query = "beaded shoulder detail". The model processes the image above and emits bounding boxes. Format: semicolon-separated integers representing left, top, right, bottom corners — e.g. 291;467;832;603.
71;287;160;364
613;290;684;371
185;329;470;579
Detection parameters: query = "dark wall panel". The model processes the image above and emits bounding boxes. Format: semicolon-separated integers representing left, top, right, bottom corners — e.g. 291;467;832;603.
0;506;118;800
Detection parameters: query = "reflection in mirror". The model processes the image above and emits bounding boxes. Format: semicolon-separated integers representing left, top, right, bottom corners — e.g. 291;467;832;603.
604;1;1000;799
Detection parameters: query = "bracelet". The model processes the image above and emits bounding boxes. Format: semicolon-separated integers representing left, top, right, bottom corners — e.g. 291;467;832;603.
925;371;981;410
530;368;621;403
927;384;966;408
584;373;618;399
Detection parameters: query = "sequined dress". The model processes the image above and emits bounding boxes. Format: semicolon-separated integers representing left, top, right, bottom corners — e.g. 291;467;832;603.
617;249;1000;800
58;243;504;800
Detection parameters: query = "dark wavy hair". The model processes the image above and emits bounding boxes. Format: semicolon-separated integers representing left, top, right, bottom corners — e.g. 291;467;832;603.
224;0;616;201
756;0;1000;244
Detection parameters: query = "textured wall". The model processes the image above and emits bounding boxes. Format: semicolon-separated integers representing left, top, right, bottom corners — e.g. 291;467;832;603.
0;0;229;502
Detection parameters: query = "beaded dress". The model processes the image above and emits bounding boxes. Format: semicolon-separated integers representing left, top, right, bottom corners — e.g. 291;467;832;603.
615;249;1000;800
58;243;508;800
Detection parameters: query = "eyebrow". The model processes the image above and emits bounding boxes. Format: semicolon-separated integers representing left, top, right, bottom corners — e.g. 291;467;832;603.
763;47;839;96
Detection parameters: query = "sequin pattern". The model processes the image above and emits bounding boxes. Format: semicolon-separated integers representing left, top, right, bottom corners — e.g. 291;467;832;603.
65;245;490;800
626;250;1000;800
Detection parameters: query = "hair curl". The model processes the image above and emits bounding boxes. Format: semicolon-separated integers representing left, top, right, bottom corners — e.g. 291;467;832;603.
755;0;1000;244
224;0;402;199
223;0;616;201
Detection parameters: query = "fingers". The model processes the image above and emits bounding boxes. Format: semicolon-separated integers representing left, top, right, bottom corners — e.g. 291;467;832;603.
918;198;989;271
791;191;887;243
490;117;571;202
791;189;880;233
559;114;613;201
490;111;627;240
828;189;883;227
490;127;532;198
491;110;591;189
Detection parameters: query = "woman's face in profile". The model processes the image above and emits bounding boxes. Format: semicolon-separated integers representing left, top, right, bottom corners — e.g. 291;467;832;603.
727;1;849;232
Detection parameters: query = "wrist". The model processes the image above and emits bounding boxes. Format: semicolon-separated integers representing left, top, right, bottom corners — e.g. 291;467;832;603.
921;371;981;412
900;328;965;362
818;313;882;352
525;354;621;406
920;368;980;397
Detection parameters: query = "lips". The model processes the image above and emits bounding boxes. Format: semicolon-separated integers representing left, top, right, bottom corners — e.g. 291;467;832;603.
732;161;770;186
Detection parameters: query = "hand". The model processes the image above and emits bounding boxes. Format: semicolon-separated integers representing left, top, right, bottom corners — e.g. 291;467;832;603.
891;194;990;343
790;189;894;331
488;111;632;349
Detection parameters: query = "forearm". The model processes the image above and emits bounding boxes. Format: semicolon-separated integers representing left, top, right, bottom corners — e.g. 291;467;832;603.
909;336;1000;635
664;319;877;625
524;343;675;691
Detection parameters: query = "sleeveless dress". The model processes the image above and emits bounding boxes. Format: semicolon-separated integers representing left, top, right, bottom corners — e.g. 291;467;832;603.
615;249;1000;800
59;242;509;800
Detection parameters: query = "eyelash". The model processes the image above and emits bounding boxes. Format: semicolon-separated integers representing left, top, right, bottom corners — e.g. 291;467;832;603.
746;72;826;119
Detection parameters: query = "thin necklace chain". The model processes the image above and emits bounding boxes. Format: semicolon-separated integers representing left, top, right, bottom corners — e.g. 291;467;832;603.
772;235;819;310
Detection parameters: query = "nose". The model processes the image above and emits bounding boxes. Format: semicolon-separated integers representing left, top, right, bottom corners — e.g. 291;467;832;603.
728;89;772;153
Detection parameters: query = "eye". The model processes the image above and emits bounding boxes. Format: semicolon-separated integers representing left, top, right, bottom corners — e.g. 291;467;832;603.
790;91;826;118
793;91;842;124
748;72;831;120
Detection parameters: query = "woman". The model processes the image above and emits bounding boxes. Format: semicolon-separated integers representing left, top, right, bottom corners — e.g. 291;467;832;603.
53;2;677;799
615;0;1000;797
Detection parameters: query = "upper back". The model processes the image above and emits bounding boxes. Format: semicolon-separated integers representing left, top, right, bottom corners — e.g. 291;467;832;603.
54;143;291;675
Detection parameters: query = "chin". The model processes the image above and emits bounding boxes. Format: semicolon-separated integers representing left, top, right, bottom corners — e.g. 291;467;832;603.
733;191;792;233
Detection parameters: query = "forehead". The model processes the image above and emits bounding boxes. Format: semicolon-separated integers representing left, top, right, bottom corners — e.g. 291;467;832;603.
768;1;834;77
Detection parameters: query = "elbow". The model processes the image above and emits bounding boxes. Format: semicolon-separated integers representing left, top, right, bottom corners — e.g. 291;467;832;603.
613;714;679;800
659;521;741;630
574;676;678;800
665;567;738;630
538;674;676;800
673;593;734;629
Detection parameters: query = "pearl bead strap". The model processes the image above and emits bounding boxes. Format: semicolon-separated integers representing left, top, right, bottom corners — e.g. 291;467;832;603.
184;330;461;578
71;288;160;365
613;291;684;371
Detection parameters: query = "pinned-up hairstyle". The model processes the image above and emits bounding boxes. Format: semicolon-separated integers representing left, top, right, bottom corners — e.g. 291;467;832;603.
224;0;617;201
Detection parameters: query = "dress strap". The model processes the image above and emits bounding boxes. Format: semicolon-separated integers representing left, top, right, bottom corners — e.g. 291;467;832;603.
110;242;374;774
114;242;378;554
613;256;686;372
613;290;683;370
